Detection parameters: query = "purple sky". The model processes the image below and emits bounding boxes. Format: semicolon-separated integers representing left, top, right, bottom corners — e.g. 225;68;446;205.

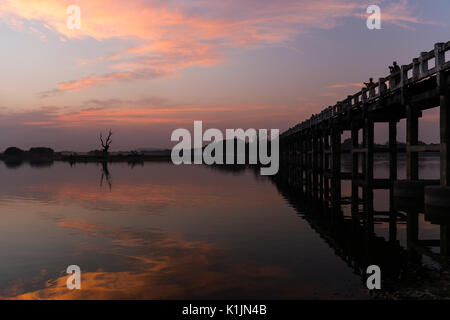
0;0;449;151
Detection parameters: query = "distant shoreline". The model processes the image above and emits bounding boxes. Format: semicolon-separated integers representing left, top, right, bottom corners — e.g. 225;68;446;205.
0;149;173;164
55;153;172;162
0;140;442;166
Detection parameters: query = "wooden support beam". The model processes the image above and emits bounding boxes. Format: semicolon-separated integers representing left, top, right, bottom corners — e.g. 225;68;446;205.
306;135;312;196
319;133;325;202
331;128;341;211
365;118;374;183
439;71;450;186
388;121;397;242
351;125;359;216
364;118;374;236
312;133;319;200
299;136;304;191
441;225;450;256
389;121;398;181
406;104;420;180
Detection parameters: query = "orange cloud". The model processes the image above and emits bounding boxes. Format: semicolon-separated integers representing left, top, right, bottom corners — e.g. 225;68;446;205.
0;0;429;94
327;82;364;89
0;98;301;129
57;72;137;92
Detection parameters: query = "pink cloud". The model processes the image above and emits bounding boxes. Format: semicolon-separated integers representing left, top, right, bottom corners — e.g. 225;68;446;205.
0;0;430;94
327;82;364;89
58;72;136;91
0;98;304;129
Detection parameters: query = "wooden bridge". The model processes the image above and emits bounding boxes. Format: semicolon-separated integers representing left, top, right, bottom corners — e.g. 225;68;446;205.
279;41;450;236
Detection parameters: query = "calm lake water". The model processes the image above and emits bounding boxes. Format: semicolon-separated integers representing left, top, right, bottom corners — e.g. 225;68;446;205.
0;155;444;299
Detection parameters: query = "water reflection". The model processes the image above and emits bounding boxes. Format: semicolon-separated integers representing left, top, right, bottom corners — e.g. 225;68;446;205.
274;154;450;298
4;159;54;169
0;161;369;299
5;219;288;299
0;157;447;299
100;162;112;191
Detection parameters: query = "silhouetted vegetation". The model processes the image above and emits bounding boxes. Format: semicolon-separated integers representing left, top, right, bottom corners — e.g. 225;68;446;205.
1;147;55;167
4;147;24;158
29;147;54;160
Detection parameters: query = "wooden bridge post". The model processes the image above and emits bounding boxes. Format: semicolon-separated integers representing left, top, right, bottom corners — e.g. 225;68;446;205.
406;104;419;180
331;127;341;211
310;132;314;197
324;130;331;205
294;137;299;186
291;137;296;186
364;118;375;234
351;125;359;215
299;137;303;189
305;132;312;197
439;224;450;256
401;59;420;181
389;121;398;181
389;121;398;242
292;137;296;165
312;131;319;200
436;42;450;186
430;42;450;256
362;122;367;176
302;136;307;193
285;138;290;164
286;138;290;165
319;131;325;202
364;118;374;180
294;137;298;186
298;135;304;192
440;85;450;186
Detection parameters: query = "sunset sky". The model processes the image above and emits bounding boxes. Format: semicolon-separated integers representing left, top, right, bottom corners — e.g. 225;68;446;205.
1;0;449;151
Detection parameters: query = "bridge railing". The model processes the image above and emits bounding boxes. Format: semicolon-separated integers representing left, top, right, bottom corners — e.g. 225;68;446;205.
281;41;450;138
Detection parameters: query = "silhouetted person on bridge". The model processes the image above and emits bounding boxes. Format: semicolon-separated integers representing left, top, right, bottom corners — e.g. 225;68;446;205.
364;78;375;88
389;61;400;73
389;61;401;86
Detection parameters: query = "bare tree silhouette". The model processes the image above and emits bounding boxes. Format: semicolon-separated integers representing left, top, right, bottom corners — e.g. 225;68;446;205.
100;129;113;156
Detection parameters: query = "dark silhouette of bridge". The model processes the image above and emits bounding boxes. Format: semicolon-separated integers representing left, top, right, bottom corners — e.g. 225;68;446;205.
272;173;449;298
279;41;450;260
